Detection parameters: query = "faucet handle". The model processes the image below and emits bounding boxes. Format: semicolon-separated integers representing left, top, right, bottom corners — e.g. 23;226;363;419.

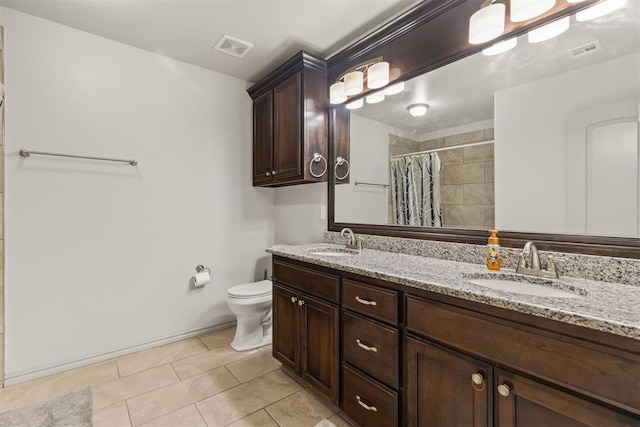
546;256;559;278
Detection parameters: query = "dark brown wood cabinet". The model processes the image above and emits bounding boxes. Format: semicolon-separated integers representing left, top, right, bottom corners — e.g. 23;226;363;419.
247;51;328;187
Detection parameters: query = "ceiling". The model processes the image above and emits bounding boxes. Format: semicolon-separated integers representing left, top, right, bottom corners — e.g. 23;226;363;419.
352;1;640;136
0;0;419;82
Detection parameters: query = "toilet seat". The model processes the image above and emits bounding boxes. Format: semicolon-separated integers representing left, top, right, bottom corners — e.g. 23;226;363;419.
228;279;272;299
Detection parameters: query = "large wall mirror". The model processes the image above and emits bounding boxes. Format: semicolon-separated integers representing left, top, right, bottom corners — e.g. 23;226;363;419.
330;0;639;256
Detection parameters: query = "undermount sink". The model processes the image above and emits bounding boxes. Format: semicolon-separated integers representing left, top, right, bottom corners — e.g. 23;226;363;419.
464;273;587;299
308;247;359;257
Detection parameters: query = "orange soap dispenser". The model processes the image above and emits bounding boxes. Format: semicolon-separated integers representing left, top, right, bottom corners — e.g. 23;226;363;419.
486;229;501;271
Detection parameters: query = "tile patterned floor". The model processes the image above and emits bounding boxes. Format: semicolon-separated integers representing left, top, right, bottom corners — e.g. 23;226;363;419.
0;328;354;426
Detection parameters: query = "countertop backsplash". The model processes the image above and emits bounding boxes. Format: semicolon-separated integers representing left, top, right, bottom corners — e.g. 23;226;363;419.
323;231;640;286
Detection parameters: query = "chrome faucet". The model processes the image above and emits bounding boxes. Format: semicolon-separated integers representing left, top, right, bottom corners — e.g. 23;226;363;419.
340;228;361;250
516;241;558;278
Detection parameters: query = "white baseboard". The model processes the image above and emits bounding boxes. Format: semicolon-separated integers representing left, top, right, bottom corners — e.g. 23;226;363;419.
4;321;237;386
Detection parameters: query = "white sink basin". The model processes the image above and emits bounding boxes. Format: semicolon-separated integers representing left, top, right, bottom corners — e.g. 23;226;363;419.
308;247;359;257
467;278;583;298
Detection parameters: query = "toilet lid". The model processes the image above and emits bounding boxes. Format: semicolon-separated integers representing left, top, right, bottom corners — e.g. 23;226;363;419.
228;280;272;299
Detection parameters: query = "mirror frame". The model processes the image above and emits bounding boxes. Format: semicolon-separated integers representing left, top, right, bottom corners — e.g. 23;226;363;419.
327;0;640;258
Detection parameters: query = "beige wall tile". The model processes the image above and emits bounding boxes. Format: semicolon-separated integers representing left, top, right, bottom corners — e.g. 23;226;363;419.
93;401;131;427
127;367;238;425
444;130;485;147
226;352;282;383
462;162;485;184
227;410;278;427
443;164;464;185
485;205;495;228
464;183;494;205
484;160;494;183
140;405;206;427
440;185;463;205
443;205;485;227
437;147;463;165
93;364;178;409
199;328;235;351
265;389;337;427
172;345;259;380
485;128;495;140
417;137;445;151
463;144;494;163
196;369;302;427
117;339;207;377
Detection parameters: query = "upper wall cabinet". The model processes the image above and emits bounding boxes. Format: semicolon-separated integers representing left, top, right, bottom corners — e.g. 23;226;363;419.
248;51;328;187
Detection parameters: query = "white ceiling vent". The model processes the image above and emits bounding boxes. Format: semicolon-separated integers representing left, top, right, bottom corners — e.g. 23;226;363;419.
214;35;254;58
567;41;602;59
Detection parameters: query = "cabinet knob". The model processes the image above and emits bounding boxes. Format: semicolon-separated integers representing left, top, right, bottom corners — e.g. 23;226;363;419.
471;372;486;392
356;395;377;412
272;170;278;175
497;384;511;397
265;171;271;176
355;338;378;353
355;296;378;306
290;296;297;303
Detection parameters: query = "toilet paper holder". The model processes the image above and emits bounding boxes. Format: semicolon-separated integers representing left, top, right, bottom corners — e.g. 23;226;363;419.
196;265;211;274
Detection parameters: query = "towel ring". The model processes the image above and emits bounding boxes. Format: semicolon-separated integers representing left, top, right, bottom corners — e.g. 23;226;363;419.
309;153;328;178
335;157;350;181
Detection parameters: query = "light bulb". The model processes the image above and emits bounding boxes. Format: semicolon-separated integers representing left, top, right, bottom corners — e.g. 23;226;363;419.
344;71;364;96
367;62;390;89
469;2;506;45
576;0;627;21
346;99;364;110
365;92;385;104
510;0;556;22
482;37;517;56
329;82;347;104
528;17;570;43
384;82;405;95
407;103;429;117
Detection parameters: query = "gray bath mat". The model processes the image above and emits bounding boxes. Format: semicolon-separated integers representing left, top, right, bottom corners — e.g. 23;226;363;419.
0;386;93;427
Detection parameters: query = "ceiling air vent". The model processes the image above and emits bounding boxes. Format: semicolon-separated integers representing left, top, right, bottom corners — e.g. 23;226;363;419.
567;41;602;59
214;35;254;58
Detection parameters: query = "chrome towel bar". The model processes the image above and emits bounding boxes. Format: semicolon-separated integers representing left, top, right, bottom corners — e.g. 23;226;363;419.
20;149;138;166
355;181;388;188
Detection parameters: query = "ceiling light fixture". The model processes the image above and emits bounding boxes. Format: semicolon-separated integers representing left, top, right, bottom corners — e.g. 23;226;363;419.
329;57;390;104
576;0;627;21
384;82;405;95
366;92;385;104
407;103;429;117
468;0;506;45
346;99;364;110
482;37;518;55
528;17;570;43
510;0;556;22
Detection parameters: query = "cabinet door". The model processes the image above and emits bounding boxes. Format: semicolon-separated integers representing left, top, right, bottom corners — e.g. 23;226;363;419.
273;72;302;182
253;90;274;186
405;336;492;427
300;294;339;404
272;284;299;373
495;369;640;427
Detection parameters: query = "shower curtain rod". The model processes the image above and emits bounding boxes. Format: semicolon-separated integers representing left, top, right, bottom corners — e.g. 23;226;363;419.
389;140;493;159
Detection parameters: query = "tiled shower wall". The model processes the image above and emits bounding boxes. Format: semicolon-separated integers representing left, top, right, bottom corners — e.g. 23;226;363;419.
388;129;494;228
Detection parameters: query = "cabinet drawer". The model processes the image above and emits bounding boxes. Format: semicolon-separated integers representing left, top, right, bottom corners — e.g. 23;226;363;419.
406;296;640;415
342;363;398;427
342;279;398;325
273;260;340;303
343;311;399;389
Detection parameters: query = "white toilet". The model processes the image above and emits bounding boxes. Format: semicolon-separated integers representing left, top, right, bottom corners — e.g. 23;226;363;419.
226;280;273;351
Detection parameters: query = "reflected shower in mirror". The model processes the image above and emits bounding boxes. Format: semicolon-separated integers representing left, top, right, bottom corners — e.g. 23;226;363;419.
334;1;639;238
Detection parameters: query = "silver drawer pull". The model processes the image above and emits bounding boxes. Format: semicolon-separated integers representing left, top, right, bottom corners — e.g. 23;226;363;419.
356;395;377;412
356;339;378;353
355;296;377;306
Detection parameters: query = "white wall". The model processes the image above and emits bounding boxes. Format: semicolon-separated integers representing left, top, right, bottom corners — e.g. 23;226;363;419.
274;183;326;245
2;7;275;382
494;53;640;233
334;114;397;224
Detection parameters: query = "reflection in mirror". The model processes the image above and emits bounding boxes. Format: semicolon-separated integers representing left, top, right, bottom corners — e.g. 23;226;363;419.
334;1;639;238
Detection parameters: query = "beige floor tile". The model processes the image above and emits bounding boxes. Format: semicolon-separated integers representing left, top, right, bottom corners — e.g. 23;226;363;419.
265;389;337;427
227;409;278;427
127;367;239;425
0;362;119;412
139;405;206;427
199;328;236;350
196;369;302;427
117;339;207;377
258;345;272;354
226;352;281;383
94;401;132;427
93;364;179;409
329;413;356;427
172;345;259;380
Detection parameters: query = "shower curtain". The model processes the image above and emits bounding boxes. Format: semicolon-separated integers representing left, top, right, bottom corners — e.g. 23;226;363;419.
390;152;442;227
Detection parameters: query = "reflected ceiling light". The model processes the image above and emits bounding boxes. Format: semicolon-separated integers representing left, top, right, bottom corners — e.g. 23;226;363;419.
576;0;627;21
527;17;570;43
346;99;364;110
344;70;364;96
367;61;390;89
329;82;347;104
468;0;506;45
510;0;556;22
366;92;385;104
384;82;405;95
407;103;429;117
482;37;518;55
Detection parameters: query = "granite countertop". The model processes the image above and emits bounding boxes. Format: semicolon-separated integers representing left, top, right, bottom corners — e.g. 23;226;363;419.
267;244;640;340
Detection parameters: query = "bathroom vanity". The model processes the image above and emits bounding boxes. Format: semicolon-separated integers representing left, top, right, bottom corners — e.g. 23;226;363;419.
268;244;640;427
